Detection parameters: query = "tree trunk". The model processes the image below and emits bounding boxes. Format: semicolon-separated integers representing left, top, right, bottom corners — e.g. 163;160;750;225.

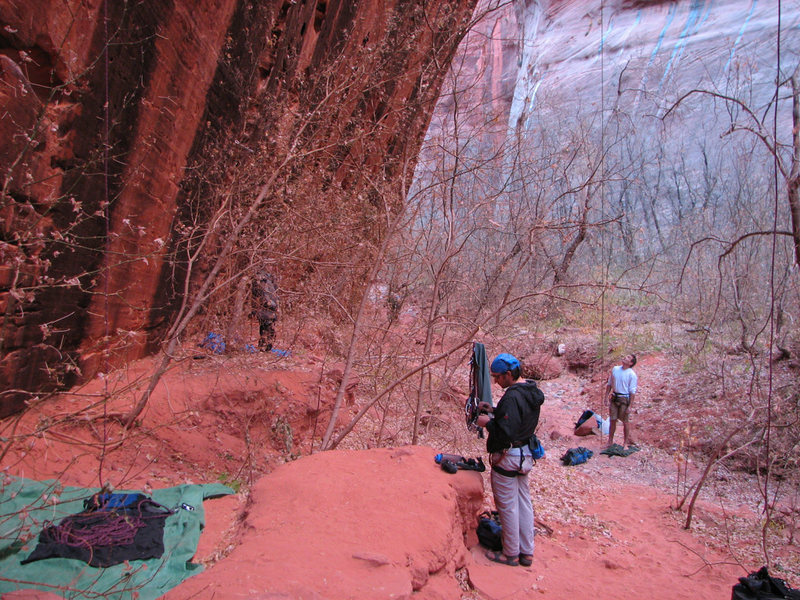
788;67;800;268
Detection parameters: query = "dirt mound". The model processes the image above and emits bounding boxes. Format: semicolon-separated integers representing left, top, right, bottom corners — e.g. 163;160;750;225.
164;446;483;599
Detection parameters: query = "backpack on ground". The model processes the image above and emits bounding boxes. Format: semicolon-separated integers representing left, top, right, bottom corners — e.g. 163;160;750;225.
574;409;595;429
561;446;593;466
476;510;503;551
574;409;599;435
731;567;800;600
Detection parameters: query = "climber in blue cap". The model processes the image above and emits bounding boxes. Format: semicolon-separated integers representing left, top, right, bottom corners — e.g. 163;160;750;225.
476;352;544;568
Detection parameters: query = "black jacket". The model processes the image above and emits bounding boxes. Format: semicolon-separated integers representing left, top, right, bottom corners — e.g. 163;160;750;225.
485;379;544;454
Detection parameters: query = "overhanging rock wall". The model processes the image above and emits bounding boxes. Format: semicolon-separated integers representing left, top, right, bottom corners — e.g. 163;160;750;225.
0;0;478;415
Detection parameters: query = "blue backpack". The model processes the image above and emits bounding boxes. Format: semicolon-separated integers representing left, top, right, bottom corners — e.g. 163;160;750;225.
561;447;593;466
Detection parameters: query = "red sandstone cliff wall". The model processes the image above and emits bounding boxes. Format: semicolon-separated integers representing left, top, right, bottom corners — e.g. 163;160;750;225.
0;0;478;416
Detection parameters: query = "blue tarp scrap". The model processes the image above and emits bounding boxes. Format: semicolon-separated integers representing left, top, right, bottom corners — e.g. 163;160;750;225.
198;332;291;356
198;332;226;354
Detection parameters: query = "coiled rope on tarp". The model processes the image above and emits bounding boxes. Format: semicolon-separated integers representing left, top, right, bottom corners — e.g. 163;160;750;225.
46;512;143;548
29;496;173;568
43;497;170;549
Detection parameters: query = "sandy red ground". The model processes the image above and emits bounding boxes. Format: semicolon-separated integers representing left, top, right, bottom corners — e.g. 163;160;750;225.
1;350;795;599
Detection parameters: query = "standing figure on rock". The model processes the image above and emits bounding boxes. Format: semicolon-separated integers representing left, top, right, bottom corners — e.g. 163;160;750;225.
476;352;544;567
252;271;279;352
605;353;638;450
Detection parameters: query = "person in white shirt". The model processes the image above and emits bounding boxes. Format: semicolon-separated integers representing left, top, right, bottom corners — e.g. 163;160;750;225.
605;353;638;449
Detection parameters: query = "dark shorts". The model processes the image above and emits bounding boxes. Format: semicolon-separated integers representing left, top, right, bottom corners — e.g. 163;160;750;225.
609;394;630;422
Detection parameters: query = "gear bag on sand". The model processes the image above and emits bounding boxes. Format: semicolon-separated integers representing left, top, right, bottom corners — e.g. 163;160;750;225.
731;567;800;600
476;510;503;551
560;447;593;466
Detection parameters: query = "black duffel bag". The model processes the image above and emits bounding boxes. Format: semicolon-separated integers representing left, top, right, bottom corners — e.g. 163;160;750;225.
731;567;800;600
476;510;502;551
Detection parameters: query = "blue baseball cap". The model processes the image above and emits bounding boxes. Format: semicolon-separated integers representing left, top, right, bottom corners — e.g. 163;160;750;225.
490;353;520;374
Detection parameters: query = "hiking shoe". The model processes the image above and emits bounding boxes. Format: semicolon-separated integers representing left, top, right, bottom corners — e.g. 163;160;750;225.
485;550;518;566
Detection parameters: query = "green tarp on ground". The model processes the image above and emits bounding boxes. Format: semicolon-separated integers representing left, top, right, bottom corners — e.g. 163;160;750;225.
0;476;233;599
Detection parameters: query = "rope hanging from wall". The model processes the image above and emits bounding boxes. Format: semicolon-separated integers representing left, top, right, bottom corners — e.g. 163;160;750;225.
99;0;111;487
598;0;608;427
763;0;782;544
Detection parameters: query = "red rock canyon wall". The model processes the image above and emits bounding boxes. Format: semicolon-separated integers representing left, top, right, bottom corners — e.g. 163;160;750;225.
0;0;478;415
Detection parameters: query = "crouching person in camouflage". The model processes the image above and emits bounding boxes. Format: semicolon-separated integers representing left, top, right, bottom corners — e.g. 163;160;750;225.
252;271;278;352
